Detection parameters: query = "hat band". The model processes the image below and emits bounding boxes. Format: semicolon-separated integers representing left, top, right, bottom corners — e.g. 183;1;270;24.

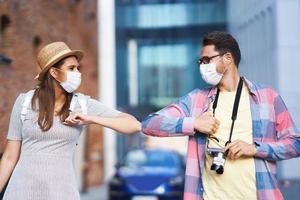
42;49;73;69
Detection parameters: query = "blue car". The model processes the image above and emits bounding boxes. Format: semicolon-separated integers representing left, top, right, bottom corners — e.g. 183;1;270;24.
109;149;185;200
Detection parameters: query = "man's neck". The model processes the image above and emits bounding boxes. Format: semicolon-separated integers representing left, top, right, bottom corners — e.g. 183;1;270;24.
218;67;240;92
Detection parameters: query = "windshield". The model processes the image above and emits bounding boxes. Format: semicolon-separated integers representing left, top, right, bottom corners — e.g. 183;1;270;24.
124;150;181;169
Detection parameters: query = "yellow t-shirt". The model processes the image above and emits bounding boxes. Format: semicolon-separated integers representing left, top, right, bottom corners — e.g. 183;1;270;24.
203;85;257;200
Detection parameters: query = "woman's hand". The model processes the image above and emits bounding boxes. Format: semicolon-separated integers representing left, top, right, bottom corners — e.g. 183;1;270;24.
64;112;93;126
64;112;141;134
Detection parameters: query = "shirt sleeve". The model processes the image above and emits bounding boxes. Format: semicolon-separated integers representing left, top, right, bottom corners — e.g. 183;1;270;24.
255;93;300;160
87;98;121;117
142;91;196;137
6;93;25;141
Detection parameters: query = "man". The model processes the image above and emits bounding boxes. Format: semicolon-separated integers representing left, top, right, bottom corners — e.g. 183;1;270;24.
142;31;300;200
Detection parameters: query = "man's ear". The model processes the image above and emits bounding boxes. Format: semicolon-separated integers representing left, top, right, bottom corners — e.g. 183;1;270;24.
223;52;233;65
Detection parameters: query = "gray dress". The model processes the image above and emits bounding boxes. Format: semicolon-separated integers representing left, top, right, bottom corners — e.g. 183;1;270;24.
4;93;120;200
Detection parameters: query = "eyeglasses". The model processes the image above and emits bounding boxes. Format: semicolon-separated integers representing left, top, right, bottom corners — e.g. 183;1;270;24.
197;54;223;65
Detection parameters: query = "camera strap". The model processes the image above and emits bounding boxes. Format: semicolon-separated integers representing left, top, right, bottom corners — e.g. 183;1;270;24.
212;77;243;146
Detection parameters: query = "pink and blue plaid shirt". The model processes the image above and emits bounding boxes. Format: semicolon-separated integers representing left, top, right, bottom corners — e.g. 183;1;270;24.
142;77;300;200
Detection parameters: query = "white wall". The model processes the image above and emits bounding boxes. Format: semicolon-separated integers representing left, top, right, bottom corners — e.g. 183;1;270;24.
228;0;300;179
227;0;278;87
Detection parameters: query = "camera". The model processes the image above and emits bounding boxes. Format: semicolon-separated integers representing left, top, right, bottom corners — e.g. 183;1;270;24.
207;147;227;174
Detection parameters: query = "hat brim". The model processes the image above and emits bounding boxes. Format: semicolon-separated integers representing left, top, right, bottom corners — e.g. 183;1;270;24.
35;50;84;81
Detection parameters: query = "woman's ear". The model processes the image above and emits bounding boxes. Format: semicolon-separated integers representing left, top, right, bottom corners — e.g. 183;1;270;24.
49;68;57;78
49;68;61;82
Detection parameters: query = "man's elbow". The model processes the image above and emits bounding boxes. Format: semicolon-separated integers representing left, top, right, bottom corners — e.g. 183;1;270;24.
141;121;155;136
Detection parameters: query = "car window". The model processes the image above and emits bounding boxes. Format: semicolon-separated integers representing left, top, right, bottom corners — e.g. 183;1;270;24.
125;150;181;169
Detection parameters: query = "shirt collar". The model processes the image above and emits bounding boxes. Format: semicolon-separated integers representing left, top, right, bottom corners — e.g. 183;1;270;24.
207;76;257;98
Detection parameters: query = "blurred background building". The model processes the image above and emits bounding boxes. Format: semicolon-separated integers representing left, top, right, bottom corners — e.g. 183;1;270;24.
0;0;300;199
102;0;300;199
114;0;226;168
228;0;300;180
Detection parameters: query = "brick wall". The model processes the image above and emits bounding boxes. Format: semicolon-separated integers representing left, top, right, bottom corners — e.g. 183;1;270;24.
0;0;103;188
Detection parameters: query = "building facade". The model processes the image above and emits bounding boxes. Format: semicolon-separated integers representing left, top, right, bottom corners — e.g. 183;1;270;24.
0;0;102;190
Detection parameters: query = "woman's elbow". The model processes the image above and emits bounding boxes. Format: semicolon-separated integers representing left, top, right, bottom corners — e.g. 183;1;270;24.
120;114;141;134
126;118;141;134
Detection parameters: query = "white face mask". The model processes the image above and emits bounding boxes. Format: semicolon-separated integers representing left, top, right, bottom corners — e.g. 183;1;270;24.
199;63;223;85
60;71;82;93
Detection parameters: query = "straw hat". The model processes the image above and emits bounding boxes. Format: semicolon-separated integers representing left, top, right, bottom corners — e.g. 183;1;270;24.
35;41;84;81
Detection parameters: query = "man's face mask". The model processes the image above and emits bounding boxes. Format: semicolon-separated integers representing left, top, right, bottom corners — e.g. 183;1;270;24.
199;63;223;86
198;54;224;85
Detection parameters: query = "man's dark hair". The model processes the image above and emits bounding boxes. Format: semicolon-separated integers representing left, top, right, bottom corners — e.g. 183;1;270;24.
203;31;241;67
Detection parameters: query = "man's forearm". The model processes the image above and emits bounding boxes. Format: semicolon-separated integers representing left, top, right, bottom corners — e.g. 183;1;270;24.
142;114;195;137
254;137;300;161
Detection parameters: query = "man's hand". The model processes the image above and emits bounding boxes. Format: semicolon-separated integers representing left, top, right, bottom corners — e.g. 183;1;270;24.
225;139;257;160
64;112;93;126
194;111;220;135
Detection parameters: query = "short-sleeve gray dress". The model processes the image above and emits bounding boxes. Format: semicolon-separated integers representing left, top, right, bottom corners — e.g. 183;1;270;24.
3;92;120;200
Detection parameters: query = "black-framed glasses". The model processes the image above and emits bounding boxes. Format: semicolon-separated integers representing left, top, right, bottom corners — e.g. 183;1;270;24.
197;54;222;65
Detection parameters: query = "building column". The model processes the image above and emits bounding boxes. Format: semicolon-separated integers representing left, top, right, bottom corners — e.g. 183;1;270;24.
97;0;117;181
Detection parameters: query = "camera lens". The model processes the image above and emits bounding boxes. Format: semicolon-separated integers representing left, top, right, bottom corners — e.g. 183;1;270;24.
210;164;224;174
210;152;225;174
216;166;224;174
210;163;218;171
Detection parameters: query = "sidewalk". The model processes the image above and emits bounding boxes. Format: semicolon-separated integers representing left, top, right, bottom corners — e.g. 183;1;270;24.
80;184;108;200
80;180;300;200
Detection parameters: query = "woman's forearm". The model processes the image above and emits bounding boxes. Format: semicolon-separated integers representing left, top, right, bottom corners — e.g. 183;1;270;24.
0;141;21;192
89;113;141;134
0;154;18;192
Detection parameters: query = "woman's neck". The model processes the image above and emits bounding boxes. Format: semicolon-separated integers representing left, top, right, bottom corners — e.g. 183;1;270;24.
53;83;66;113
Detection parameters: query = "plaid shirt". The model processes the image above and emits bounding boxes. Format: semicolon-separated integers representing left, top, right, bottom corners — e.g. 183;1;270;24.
142;77;300;200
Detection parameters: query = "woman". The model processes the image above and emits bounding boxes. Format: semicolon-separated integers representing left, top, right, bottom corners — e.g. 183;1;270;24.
0;42;141;199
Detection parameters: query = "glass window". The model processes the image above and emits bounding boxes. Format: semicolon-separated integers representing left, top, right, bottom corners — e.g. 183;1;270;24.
122;2;226;28
138;43;193;107
125;150;181;169
116;0;226;109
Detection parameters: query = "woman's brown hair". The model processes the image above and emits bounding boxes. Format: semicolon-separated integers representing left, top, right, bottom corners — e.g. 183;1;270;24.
31;57;73;132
